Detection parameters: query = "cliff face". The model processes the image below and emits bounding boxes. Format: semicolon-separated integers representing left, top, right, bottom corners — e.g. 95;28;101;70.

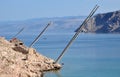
0;37;61;77
78;10;120;33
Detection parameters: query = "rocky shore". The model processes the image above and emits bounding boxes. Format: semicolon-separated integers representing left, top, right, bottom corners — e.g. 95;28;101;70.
0;37;61;77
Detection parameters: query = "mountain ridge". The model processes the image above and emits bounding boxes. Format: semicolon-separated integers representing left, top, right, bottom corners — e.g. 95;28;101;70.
0;16;85;36
1;10;120;36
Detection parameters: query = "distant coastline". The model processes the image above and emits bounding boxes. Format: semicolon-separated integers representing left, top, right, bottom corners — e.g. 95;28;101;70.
1;10;120;35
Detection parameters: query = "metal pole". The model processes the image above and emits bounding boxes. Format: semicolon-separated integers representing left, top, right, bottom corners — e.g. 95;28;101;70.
29;22;52;47
55;5;99;63
12;27;24;38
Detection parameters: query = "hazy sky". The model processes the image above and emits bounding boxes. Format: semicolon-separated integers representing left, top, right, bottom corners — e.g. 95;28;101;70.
0;0;120;21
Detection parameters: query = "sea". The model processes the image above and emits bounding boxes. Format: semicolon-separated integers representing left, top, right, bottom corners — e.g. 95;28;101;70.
6;33;120;77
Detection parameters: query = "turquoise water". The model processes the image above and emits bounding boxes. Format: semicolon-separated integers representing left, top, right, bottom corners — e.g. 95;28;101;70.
10;33;120;77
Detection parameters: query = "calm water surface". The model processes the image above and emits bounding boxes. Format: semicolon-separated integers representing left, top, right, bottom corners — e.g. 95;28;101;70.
8;33;120;77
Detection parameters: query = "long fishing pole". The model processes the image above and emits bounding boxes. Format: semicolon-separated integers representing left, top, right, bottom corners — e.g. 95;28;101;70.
55;5;99;63
12;27;24;38
29;22;52;48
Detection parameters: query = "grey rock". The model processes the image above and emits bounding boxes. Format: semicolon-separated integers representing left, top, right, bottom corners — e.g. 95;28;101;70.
79;10;120;33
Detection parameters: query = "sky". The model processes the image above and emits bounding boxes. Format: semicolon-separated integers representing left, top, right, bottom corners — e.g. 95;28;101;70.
0;0;120;21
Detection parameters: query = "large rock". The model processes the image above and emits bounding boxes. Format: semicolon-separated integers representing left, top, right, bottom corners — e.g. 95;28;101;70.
75;10;120;33
0;37;61;77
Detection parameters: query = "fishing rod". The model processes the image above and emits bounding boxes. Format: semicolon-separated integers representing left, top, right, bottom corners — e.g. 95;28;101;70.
29;22;52;48
12;27;24;38
55;5;99;63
